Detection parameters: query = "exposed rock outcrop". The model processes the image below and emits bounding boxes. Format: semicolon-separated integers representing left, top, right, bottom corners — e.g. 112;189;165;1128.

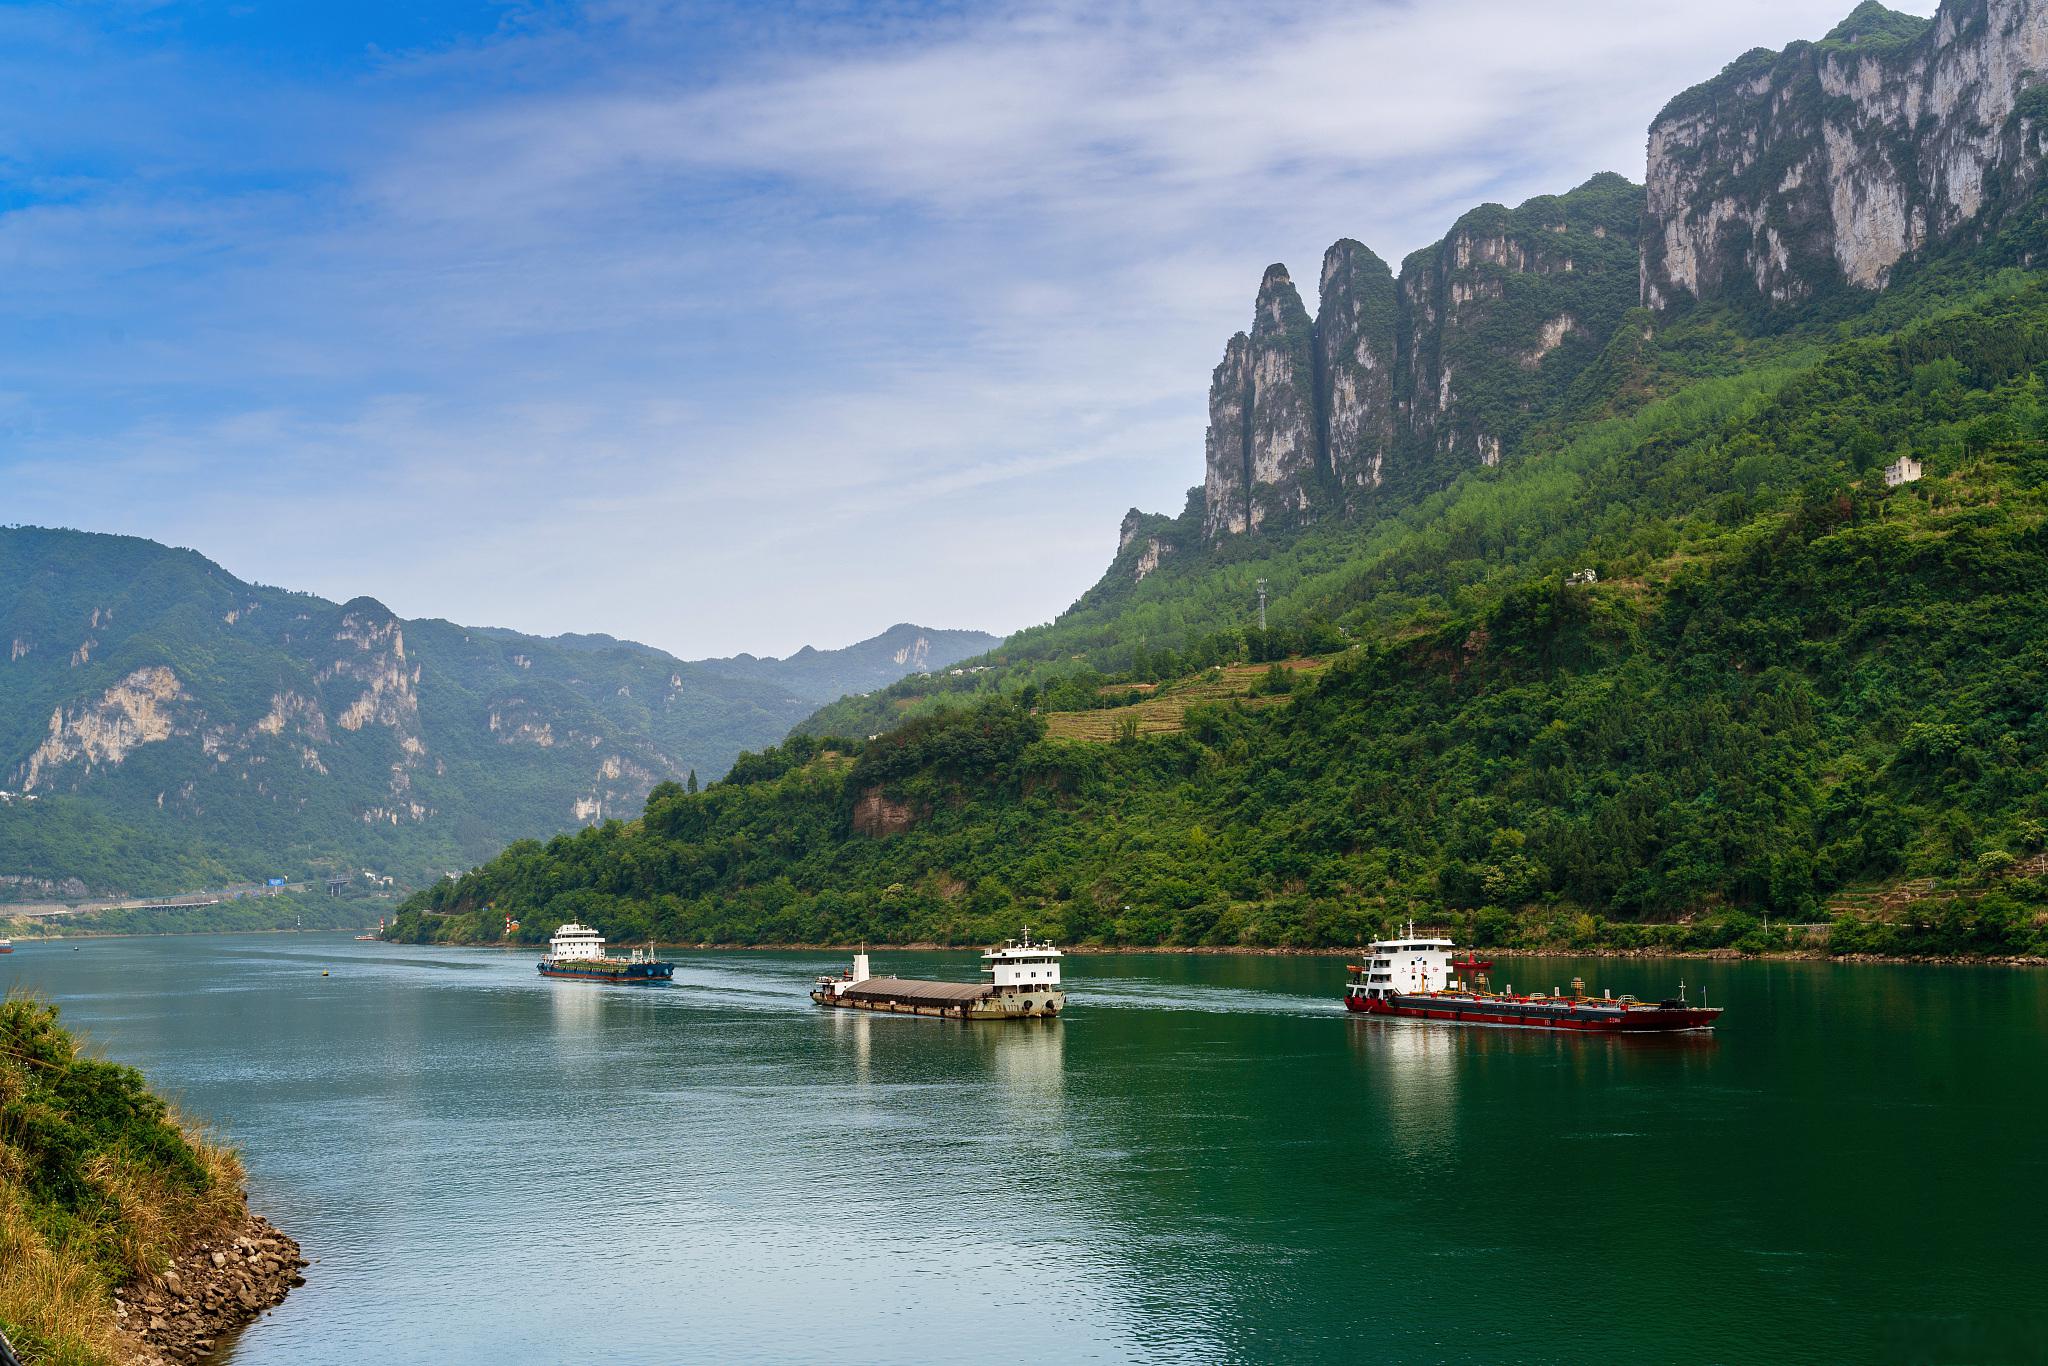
16;666;189;791
851;786;917;838
1181;1;2046;544
1202;266;1321;536
1643;0;2048;308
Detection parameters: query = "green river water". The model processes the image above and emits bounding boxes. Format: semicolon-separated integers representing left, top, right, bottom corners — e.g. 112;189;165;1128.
2;935;2041;1363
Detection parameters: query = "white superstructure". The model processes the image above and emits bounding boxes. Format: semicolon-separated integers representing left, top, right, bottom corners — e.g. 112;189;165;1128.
981;933;1063;991
546;922;607;962
814;948;873;1001
1351;926;1455;1002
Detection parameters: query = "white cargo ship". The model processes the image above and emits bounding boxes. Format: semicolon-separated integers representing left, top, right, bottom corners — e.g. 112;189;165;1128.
812;934;1065;1019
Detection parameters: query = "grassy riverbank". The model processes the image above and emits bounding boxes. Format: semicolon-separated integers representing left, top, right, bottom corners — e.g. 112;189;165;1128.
0;996;298;1365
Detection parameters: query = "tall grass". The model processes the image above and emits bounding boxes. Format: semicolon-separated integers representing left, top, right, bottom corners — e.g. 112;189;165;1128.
0;994;246;1366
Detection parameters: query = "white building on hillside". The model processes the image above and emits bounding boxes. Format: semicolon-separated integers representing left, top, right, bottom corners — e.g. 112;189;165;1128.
1884;455;1924;487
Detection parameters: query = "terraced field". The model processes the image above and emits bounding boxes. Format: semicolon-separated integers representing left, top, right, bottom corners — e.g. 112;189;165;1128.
1041;657;1333;741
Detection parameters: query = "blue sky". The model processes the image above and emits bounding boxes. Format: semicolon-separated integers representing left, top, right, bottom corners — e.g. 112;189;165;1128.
0;0;1936;658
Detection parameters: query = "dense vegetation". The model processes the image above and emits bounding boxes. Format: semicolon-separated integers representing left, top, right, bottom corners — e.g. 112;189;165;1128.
0;997;243;1365
393;276;2048;958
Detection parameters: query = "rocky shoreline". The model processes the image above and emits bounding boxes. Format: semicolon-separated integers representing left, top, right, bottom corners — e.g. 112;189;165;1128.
116;1206;306;1365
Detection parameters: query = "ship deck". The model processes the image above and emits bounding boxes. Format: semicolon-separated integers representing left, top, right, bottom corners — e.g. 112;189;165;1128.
837;977;995;1007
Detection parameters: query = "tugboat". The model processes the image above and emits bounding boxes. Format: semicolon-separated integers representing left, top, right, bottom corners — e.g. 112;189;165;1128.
537;922;674;984
812;933;1064;1019
1343;927;1720;1032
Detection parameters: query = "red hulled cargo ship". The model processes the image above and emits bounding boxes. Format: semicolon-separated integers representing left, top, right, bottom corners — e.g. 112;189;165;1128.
1343;929;1720;1033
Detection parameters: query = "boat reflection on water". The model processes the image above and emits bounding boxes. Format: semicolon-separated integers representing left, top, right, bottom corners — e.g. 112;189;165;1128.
981;1018;1066;1119
1346;998;1720;1155
825;1000;1066;1108
547;974;604;1035
828;999;875;1082
1346;1014;1461;1155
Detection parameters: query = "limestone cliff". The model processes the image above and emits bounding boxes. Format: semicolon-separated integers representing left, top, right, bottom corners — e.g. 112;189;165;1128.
1244;265;1322;530
1314;240;1399;508
1643;0;2048;308
1397;176;1642;473
1202;333;1254;538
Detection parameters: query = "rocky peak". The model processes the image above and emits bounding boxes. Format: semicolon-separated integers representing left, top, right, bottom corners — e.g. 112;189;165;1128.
1200;266;1320;539
1642;0;2048;309
1118;508;1145;554
1245;265;1321;532
1314;239;1399;508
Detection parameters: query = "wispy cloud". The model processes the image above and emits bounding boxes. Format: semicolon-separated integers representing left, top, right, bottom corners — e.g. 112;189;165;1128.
0;0;1935;656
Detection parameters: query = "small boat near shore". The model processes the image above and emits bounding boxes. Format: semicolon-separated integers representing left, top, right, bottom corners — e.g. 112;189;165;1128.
537;922;674;984
1344;928;1720;1033
812;934;1065;1019
0;937;12;954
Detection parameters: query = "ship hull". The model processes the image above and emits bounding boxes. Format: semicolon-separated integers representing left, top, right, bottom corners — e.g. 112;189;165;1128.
538;961;674;983
810;988;1063;1020
1346;991;1718;1032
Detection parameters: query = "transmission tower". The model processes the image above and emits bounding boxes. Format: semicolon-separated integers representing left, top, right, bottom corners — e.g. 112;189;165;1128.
1256;578;1268;632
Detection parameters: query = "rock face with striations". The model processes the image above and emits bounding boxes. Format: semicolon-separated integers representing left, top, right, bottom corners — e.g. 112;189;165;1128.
1203;267;1321;537
1643;0;2048;308
1201;333;1254;539
1243;265;1322;531
1397;174;1643;472
1314;240;1400;508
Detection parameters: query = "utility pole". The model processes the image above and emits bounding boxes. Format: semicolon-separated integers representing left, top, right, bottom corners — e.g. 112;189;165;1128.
1255;579;1268;632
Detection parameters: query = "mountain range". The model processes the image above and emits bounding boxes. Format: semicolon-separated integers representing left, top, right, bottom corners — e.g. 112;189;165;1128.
0;527;993;899
395;0;2048;957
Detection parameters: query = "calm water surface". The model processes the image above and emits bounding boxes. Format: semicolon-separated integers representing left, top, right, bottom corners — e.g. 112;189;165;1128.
2;936;2042;1363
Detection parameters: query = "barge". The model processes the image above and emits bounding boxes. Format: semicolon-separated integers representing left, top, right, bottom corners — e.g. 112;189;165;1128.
812;935;1065;1019
537;922;674;983
1344;929;1720;1032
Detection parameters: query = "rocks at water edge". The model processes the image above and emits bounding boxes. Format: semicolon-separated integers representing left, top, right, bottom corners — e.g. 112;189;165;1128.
116;1207;306;1364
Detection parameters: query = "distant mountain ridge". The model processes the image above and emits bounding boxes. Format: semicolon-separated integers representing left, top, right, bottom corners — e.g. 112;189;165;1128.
694;624;999;703
0;527;987;897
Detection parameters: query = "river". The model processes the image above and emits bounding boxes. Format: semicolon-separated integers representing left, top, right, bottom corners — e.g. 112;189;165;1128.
3;935;2040;1363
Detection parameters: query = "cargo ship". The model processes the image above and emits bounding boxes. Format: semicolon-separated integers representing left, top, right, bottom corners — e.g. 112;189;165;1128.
812;934;1064;1019
537;922;674;983
1343;929;1720;1032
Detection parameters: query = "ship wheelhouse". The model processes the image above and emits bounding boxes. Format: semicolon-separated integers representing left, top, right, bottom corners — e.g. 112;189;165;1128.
1346;929;1456;1001
546;922;608;962
981;934;1063;993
